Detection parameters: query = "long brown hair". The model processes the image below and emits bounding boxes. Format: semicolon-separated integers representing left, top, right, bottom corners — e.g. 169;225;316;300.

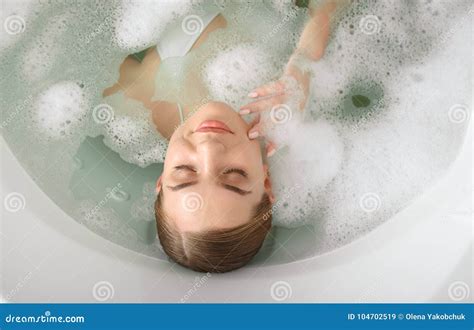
155;193;272;273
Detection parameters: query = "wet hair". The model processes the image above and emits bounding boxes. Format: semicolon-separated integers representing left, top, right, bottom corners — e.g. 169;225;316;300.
155;193;272;273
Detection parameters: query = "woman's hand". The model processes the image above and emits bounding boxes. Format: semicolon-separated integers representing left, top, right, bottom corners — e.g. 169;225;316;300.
240;0;349;156
247;113;278;158
240;53;312;157
240;57;311;117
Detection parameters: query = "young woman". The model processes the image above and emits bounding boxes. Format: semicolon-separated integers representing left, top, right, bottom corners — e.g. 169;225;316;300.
102;0;349;273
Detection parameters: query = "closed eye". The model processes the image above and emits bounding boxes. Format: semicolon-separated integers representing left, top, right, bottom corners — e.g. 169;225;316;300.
174;165;196;172
221;184;251;196
167;182;197;191
222;168;248;177
166;182;250;196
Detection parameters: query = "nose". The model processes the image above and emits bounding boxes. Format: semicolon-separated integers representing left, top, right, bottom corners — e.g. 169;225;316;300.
196;138;226;173
196;138;226;154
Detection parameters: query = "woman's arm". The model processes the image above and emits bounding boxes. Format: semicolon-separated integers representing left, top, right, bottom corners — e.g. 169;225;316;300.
241;0;350;132
295;0;350;62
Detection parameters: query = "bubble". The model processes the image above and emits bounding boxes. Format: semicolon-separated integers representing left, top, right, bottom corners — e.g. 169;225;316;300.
0;0;471;260
114;0;194;50
100;92;167;167
34;81;88;140
203;43;275;108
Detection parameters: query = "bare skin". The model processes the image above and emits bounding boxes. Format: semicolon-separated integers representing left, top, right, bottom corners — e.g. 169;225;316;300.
240;0;351;145
102;0;349;142
103;14;228;139
99;2;347;233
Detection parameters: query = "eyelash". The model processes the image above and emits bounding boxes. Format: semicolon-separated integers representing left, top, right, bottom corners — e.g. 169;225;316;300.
222;168;248;177
175;165;196;172
175;165;247;177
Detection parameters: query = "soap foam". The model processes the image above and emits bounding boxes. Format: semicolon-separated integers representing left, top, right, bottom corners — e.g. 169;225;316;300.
114;0;195;50
203;43;276;109
0;0;470;259
98;92;167;167
33;81;88;140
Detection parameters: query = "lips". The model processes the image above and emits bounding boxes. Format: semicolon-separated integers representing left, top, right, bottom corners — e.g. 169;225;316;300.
195;120;234;134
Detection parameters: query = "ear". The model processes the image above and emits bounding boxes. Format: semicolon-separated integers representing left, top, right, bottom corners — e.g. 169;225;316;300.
156;175;163;195
262;164;276;204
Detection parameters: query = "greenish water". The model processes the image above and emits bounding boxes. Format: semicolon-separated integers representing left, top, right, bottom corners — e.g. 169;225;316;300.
71;136;162;244
69;135;321;264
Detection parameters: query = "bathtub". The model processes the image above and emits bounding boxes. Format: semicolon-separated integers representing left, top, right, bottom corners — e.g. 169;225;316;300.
1;117;471;303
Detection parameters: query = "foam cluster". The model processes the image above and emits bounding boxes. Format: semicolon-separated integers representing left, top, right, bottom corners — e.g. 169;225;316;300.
267;116;344;227
114;0;196;51
0;0;470;259
33;81;89;140
203;43;276;109
99;92;167;167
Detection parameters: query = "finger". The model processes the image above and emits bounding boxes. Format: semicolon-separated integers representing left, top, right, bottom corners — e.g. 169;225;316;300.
265;141;277;158
248;80;286;99
247;113;263;140
248;113;261;128
240;94;286;115
246;113;261;140
248;123;261;139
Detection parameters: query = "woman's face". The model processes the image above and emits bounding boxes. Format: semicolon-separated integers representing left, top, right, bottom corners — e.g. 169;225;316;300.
157;101;274;233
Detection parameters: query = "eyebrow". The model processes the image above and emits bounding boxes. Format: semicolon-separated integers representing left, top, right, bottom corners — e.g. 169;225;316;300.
166;182;252;196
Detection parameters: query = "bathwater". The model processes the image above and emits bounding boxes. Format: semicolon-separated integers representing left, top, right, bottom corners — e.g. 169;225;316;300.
0;0;471;264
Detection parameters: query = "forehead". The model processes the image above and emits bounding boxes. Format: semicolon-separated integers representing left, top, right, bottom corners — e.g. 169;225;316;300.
162;190;257;232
